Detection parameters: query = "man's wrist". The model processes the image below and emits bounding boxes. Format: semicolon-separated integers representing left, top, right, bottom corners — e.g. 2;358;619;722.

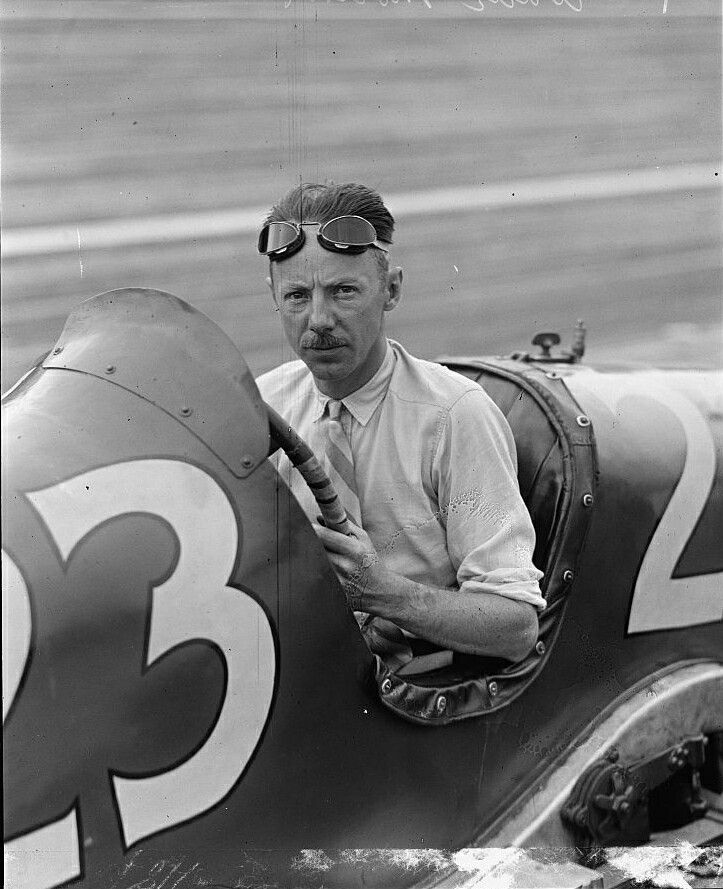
345;557;399;617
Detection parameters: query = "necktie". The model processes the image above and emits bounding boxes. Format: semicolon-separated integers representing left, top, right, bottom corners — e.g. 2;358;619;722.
323;400;413;672
323;400;361;527
325;400;412;670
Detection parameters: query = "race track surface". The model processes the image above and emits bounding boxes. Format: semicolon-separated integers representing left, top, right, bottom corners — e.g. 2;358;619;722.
1;0;720;390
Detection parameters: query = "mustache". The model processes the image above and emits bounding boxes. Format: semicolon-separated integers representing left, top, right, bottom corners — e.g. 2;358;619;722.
301;334;345;349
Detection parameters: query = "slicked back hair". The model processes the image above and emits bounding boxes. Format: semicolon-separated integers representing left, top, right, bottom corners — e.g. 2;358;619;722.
265;182;394;283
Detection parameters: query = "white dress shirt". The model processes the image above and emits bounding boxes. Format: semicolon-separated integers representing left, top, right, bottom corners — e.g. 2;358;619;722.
256;339;545;610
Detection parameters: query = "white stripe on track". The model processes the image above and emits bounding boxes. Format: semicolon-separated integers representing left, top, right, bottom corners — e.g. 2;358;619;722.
2;163;718;259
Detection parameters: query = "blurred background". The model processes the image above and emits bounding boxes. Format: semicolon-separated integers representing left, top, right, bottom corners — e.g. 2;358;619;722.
1;0;720;392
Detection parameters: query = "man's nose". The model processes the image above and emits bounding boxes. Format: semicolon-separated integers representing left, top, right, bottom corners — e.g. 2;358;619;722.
308;291;334;332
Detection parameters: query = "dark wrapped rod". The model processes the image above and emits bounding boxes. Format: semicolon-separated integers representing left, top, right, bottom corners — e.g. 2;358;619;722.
266;403;354;536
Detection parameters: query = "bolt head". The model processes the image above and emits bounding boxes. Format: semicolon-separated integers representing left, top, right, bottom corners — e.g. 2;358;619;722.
241;455;254;468
582;493;594;507
380;678;392;695
562;569;574;584
436;695;447;714
179;406;192;417
535;640;546;656
488;681;499;697
53;346;63;355
105;365;116;374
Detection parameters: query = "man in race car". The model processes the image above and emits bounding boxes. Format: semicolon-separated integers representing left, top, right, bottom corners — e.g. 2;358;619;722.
256;182;544;667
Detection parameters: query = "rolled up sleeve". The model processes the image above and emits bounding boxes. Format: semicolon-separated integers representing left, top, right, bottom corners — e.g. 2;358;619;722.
433;388;546;610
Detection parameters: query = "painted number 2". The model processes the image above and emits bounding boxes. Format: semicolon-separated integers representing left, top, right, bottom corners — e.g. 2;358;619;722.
625;381;722;633
569;373;723;634
3;459;276;887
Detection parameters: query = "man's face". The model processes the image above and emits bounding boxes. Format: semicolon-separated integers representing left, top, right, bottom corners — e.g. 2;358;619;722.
268;235;402;398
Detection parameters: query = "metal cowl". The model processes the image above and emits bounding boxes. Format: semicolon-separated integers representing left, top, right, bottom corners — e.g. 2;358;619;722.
41;288;268;478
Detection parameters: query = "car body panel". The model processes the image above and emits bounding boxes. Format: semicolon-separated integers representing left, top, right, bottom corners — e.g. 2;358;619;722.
2;290;721;888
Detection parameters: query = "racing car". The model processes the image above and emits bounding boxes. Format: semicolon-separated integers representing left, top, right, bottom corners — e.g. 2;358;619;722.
3;288;722;889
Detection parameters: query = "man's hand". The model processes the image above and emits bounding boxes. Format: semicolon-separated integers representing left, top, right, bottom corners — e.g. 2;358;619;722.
312;520;539;662
312;520;385;612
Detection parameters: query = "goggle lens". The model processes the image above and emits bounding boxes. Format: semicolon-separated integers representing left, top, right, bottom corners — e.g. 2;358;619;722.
257;221;301;255
319;215;377;247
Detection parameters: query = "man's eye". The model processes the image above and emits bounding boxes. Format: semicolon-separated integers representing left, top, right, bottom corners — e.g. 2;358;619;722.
283;291;307;302
335;285;357;296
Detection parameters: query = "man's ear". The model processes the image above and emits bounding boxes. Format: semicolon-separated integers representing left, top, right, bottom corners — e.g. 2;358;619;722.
384;266;403;313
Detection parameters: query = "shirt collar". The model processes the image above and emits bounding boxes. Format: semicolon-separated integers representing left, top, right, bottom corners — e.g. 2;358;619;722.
312;340;396;427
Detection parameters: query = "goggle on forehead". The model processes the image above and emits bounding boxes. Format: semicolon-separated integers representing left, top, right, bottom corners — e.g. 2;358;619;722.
258;215;389;261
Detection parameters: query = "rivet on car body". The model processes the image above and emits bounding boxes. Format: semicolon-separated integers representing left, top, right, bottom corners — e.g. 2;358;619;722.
488;681;499;697
545;371;559;380
563;569;574;583
436;695;447;714
381;678;392;694
535;641;546;656
105;365;116;374
241;455;254;469
576;415;591;427
179;406;192;417
53;346;63;355
582;493;594;507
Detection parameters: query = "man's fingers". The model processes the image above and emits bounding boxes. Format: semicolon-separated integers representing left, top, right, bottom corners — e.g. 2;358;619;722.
312;522;358;553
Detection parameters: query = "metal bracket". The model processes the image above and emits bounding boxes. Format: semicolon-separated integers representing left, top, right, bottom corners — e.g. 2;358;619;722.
561;735;709;850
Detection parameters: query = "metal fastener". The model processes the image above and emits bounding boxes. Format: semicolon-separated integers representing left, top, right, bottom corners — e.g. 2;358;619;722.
545;371;559;380
488;681;499;697
563;569;574;583
105;365;116;374
435;695;447;714
582;493;594;507
576;415;591;427
52;346;63;355
380;678;392;694
535;640;546;656
179;406;192;417
241;455;254;469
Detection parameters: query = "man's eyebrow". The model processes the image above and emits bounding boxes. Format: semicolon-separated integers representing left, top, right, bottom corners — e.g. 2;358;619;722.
321;274;364;286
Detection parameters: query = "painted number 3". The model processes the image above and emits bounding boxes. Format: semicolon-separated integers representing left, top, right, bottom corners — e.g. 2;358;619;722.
3;460;276;889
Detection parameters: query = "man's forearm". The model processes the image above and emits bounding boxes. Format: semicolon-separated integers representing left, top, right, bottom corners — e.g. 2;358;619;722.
354;561;539;662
